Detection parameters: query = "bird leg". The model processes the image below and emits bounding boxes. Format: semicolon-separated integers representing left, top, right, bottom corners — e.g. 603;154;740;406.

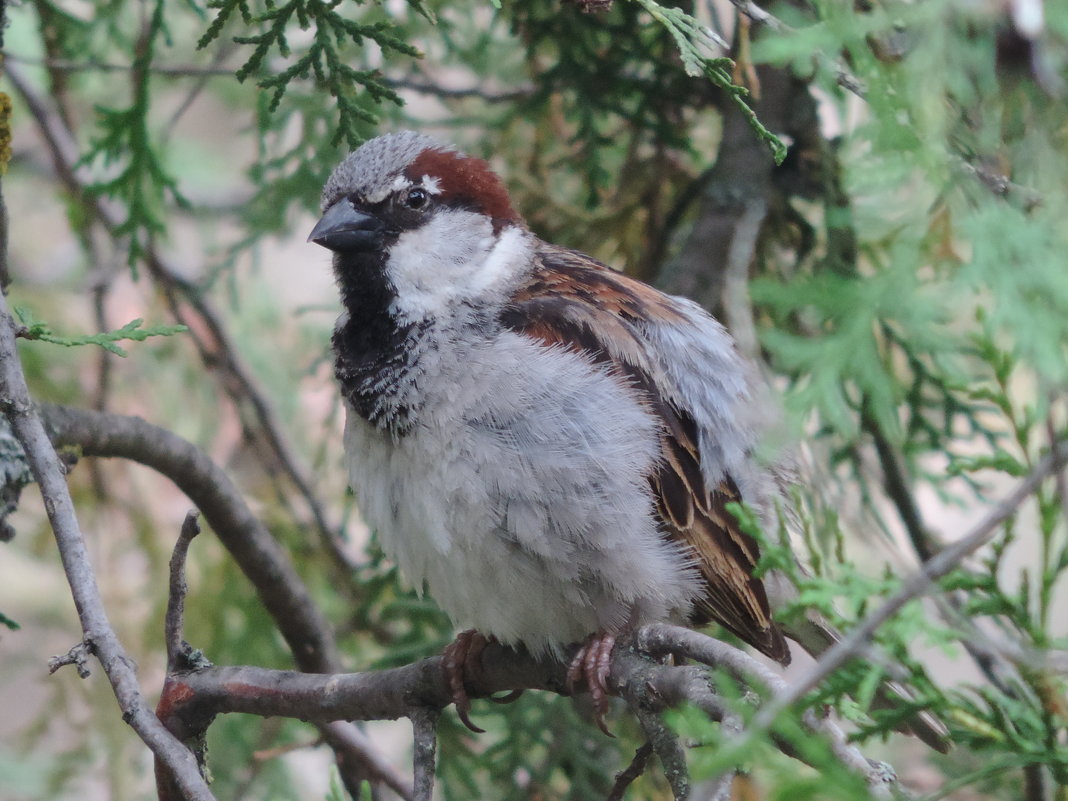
441;629;491;733
565;631;617;736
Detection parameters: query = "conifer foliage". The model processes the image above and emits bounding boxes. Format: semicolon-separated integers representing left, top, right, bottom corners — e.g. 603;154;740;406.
1;1;1066;799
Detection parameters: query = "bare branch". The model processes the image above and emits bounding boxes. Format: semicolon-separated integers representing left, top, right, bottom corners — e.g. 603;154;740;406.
725;0;866;98
606;742;654;801
631;704;690;800
634;627;894;796
48;640;93;678
727;0;789;33
0;297;216;801
40;404;412;799
410;707;439;801
5;52;235;77
165;511;202;668
382;75;535;104
157;626;900;798
4;62;349;575
41;403;340;674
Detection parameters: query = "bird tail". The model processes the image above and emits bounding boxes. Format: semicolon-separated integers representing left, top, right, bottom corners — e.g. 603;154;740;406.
783;613;952;754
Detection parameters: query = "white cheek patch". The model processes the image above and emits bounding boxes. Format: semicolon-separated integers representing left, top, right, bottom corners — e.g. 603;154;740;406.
465;226;530;296
386;211;533;321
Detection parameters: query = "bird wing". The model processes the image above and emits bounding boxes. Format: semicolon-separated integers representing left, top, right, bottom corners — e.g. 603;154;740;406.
500;243;790;665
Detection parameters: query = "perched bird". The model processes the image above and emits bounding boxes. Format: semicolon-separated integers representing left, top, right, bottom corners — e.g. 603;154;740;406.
309;131;948;750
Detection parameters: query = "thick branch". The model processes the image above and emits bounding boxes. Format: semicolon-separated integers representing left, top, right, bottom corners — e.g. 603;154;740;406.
41;403;340;673
0;298;216;801
42;404;412;798
158;625;898;795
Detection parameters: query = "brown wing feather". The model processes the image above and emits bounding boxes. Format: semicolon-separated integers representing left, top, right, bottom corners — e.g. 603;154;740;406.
502;244;790;665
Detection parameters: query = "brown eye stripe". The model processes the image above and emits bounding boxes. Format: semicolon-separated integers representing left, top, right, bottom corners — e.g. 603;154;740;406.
405;148;522;227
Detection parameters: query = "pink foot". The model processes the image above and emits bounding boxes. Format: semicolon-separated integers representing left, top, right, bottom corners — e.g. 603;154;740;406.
441;630;490;733
565;631;617;736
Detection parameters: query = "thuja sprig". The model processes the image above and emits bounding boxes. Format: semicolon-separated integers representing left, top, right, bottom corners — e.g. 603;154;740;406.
199;0;421;148
79;0;190;273
632;0;788;163
15;307;187;357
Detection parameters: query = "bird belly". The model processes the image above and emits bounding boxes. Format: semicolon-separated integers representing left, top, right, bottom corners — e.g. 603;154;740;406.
342;331;702;656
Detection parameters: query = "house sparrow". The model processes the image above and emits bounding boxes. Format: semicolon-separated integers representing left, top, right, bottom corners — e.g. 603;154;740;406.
309;131;948;750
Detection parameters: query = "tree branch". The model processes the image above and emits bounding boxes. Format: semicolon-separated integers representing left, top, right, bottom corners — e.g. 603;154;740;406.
156;625;900;799
0;297;217;801
606;742;654;801
410;707;438;801
753;437;1068;733
41;403;340;673
166;512;202;668
40;404;412;799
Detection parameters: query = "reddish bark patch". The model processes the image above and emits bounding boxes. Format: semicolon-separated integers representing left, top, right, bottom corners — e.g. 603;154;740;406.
155;679;196;720
406;147;524;228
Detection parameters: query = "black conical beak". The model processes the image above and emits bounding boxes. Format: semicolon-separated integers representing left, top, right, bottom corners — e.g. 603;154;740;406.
308;200;386;253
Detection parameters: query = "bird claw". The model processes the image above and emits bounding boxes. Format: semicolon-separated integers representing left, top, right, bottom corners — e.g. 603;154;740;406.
565;632;617;737
441;630;489;733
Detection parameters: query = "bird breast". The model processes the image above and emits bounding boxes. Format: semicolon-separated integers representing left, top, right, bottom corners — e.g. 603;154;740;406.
341;326;703;656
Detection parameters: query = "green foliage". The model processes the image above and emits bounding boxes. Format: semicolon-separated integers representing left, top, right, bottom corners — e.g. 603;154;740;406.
668;702;876;801
632;0;786;161
77;0;190;271
199;0;419;148
6;0;1068;798
324;766;349;801
632;0;787;163
14;307;187;357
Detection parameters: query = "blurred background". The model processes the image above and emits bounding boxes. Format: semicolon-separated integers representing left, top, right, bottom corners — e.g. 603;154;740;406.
1;0;1067;799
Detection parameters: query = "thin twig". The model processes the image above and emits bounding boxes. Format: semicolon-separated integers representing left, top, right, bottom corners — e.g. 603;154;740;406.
727;0;788;32
632;705;689;800
606;742;654;801
165;511;202;668
1047;401;1068;531
635;626;895;795
162;43;240;142
410;707;439;801
40;405;410;799
0;300;216;801
382;75;534;103
956;158;1042;210
754;437;1068;729
725;0;867;98
48;640;93;678
4;52;235;77
861;402;939;561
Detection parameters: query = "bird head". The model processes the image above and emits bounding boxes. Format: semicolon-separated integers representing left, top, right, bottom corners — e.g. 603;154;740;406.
310;132;530;320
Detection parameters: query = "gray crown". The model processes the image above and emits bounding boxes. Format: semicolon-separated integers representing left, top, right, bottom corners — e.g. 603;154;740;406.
320;131;457;211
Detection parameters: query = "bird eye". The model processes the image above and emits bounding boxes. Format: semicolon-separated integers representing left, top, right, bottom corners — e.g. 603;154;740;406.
405;187;428;210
